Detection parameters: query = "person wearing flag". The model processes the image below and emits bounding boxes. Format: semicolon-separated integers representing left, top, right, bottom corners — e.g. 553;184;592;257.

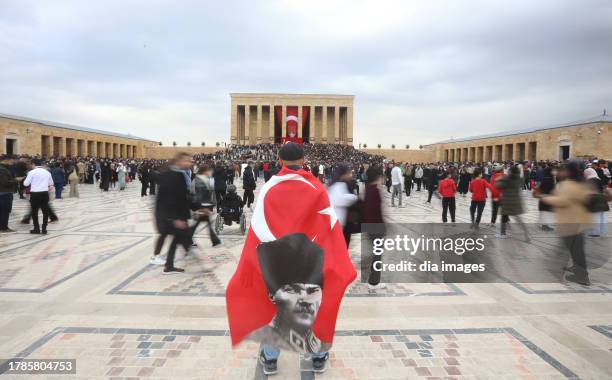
226;142;356;375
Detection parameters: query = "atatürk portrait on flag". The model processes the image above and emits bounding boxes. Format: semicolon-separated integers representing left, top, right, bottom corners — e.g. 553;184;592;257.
246;233;324;353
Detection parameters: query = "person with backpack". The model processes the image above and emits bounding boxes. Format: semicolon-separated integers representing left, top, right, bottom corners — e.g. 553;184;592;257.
584;167;610;237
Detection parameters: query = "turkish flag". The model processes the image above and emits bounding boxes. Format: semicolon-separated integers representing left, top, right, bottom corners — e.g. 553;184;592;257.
286;106;298;138
226;166;356;353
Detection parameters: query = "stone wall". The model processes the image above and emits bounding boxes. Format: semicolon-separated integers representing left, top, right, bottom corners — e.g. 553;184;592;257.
426;121;611;161
0;116;158;158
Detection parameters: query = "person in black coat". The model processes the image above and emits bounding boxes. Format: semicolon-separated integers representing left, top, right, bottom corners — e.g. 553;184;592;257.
226;164;235;185
213;162;227;210
242;162;256;208
384;164;392;193
100;161;111;192
425;166;440;204
148;165;158;195
138;164;150;197
155;152;206;274
403;164;413;197
457;169;470;196
537;166;555;231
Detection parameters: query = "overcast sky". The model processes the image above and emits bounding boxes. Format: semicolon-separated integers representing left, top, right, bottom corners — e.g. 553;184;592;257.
1;0;611;147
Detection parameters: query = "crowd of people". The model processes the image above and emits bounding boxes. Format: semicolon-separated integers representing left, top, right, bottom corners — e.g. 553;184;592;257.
377;158;611;286
1;145;609;285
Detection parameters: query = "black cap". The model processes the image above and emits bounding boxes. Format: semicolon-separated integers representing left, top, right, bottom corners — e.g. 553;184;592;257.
279;142;304;161
256;233;324;296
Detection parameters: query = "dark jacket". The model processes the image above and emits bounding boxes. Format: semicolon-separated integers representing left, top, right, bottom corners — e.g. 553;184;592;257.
242;166;256;190
587;177;610;212
51;167;66;186
362;184;383;224
0;164;17;193
221;192;243;212
155;169;191;221
496;175;523;215
213;166;227;190
13;161;28;178
138;167;149;183
537;169;555;212
425;169;440;190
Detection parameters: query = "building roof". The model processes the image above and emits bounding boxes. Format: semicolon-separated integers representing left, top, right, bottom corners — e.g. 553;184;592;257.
428;114;611;145
230;93;354;99
0;113;154;142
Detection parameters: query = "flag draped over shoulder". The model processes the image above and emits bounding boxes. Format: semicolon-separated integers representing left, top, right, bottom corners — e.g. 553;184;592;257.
226;166;356;352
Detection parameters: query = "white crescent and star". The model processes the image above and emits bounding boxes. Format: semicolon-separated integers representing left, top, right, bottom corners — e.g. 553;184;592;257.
250;173;338;243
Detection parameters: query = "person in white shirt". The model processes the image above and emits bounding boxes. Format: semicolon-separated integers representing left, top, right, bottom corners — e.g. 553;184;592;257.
328;163;358;247
23;159;54;234
390;163;404;207
414;166;424;191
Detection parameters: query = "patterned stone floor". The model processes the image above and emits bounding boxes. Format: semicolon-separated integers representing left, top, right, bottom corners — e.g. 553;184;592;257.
0;179;610;379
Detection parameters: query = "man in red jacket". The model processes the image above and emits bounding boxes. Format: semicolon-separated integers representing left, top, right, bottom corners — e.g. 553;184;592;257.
469;168;492;229
437;169;457;223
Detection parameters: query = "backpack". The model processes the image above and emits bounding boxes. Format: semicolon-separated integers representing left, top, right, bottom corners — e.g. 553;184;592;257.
585;192;610;213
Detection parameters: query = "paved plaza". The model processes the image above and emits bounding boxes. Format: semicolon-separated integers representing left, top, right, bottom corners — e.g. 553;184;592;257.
0;180;610;379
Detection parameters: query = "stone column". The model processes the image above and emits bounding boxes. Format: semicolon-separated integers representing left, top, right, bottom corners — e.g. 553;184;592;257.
57;137;65;156
231;103;238;145
244;105;250;145
310;105;315;143
256;104;262;143
269;105;275;143
297;105;303;138
281;105;287;139
334;106;340;143
46;137;53;158
347;106;354;145
322;107;328;143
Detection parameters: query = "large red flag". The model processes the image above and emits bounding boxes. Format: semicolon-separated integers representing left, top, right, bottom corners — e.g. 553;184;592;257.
226;166;356;353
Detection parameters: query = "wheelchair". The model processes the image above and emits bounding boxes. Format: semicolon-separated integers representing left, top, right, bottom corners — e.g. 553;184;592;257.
214;206;247;235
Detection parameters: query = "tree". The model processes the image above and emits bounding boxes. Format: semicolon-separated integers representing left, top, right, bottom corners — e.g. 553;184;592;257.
172;141;177;147
419;145;423;149
377;144;381;149
363;143;367;149
216;142;220;147
405;144;410;149
159;141;163;146
391;144;396;149
187;141;191;147
201;142;205;147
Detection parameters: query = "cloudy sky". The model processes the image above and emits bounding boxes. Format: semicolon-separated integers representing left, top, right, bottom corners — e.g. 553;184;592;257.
1;0;611;147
